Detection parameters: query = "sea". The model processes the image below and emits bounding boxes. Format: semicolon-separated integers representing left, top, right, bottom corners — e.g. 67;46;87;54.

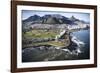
22;29;90;62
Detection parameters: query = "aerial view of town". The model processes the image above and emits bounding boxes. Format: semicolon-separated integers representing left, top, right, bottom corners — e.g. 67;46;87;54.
22;10;90;62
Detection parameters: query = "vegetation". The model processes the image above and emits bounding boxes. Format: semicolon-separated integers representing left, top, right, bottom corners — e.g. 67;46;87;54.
22;40;67;48
23;29;60;39
22;28;71;48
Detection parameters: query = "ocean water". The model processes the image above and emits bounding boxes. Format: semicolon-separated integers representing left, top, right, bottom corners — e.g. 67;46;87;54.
22;29;90;62
70;29;90;59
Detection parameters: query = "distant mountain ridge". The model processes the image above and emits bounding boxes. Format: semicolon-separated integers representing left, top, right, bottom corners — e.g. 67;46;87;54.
23;14;89;26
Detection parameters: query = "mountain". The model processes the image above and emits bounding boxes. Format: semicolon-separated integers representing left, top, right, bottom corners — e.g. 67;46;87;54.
70;16;78;21
42;17;62;24
41;14;63;24
23;15;41;23
22;14;88;26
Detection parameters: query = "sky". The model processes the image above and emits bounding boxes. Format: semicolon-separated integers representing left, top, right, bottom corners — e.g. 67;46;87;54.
22;10;90;22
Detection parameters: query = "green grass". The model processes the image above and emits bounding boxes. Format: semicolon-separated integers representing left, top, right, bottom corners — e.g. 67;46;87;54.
23;40;69;48
22;29;70;48
23;29;59;39
47;41;66;47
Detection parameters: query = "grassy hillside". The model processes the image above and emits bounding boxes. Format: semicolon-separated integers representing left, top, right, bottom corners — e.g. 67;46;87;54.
23;29;60;39
22;29;70;48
